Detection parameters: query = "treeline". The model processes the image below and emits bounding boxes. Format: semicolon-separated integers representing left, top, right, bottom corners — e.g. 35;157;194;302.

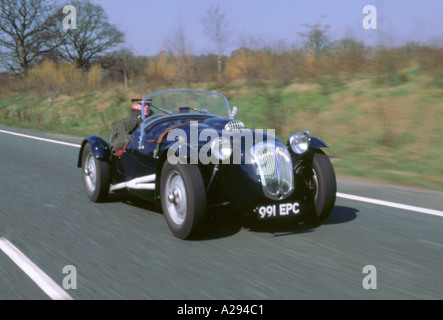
4;40;443;95
2;1;443;96
145;40;443;87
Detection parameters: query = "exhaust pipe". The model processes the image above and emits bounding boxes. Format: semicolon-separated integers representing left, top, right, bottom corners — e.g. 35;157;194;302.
110;174;156;191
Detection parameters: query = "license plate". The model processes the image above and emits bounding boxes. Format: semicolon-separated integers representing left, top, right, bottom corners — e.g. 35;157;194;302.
254;202;301;219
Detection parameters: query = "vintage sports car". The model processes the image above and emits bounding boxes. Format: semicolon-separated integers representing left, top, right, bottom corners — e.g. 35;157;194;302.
77;89;336;239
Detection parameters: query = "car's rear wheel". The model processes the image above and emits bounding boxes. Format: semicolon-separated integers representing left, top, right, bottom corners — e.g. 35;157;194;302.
82;143;111;202
304;149;337;224
160;161;206;239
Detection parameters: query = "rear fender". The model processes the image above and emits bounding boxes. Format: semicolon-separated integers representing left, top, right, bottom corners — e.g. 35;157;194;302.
77;135;111;167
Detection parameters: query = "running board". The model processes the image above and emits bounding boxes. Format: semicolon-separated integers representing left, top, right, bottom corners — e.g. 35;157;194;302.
110;174;156;191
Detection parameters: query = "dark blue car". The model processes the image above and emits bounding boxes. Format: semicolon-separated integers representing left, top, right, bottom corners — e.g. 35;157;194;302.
77;90;336;239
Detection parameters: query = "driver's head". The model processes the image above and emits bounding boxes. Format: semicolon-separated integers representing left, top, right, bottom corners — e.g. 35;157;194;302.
131;98;152;118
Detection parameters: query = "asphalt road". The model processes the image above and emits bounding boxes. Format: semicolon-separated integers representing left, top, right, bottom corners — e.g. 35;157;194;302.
1;124;443;300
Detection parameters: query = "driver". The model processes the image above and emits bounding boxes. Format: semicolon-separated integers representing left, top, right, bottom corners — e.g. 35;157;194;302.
110;98;153;152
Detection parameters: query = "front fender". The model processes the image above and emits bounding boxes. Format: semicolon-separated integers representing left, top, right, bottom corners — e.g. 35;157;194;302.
77;135;111;167
309;136;329;149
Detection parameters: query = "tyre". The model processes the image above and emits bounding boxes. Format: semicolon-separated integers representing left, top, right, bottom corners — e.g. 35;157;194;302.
82;143;111;202
160;161;206;239
304;149;337;224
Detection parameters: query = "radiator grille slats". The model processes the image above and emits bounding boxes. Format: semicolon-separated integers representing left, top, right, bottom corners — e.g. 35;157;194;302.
224;120;245;132
251;143;294;200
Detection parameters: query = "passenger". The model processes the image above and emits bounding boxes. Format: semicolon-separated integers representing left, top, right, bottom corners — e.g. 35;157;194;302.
110;98;153;152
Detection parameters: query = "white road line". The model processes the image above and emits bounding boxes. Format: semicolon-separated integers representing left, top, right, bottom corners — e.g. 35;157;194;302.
0;237;73;300
337;192;443;218
0;129;81;148
418;239;443;249
1;127;442;218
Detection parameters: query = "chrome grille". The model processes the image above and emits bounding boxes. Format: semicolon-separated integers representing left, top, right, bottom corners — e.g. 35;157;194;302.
251;143;294;200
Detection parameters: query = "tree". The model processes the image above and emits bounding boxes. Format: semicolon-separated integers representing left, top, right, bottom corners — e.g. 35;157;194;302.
163;19;194;84
332;38;366;76
57;1;124;69
146;50;175;83
299;23;331;57
100;48;137;87
0;0;63;76
200;4;231;81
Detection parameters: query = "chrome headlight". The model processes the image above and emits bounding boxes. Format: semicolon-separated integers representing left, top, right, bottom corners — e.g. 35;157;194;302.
288;132;309;154
211;137;232;160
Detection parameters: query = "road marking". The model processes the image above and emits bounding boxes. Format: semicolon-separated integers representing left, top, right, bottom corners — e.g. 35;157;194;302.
0;129;81;148
337;192;443;218
1;128;442;218
0;237;73;300
418;239;443;249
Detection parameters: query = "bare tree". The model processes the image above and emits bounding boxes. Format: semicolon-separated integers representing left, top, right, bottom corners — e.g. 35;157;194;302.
99;48;137;87
298;18;331;57
163;19;194;84
164;19;193;57
200;4;231;81
57;1;124;69
0;0;63;76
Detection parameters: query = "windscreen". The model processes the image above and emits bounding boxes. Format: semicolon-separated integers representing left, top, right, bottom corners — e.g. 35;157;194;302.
142;90;231;119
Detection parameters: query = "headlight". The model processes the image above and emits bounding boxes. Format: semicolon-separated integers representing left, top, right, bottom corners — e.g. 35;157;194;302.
211;137;232;160
288;132;309;154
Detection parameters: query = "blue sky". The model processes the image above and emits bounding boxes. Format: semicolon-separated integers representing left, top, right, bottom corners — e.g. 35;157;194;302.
88;0;443;56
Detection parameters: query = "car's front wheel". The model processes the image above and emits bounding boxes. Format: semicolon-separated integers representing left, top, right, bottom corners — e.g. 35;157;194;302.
82;143;111;202
304;149;337;224
160;161;207;239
